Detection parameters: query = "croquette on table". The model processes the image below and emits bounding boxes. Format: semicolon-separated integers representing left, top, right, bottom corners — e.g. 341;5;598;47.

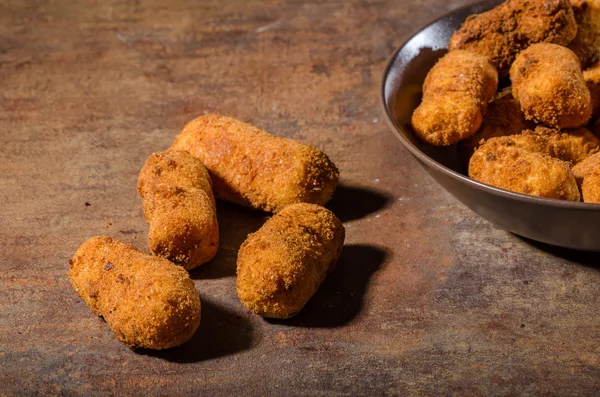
170;114;339;213
138;150;219;270
236;203;345;319
69;236;201;350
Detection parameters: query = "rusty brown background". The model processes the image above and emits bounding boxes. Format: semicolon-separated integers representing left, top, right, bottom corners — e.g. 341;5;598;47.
1;0;600;395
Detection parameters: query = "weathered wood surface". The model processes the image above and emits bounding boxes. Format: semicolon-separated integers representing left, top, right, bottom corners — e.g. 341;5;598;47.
1;0;599;395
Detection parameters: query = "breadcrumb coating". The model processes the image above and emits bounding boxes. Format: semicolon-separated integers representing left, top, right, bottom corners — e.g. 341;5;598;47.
449;0;577;76
236;203;345;319
510;43;592;129
495;126;600;164
137;150;218;270
469;139;581;200
572;150;600;183
411;50;498;147
460;88;535;160
69;237;201;349
170;114;339;213
569;0;600;68
581;167;600;202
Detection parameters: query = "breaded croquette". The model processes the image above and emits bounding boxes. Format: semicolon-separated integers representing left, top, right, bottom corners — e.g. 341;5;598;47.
583;60;600;117
469;140;581;200
411;50;498;146
460;88;535;160
498;126;600;164
572;150;600;183
449;0;577;76
137;151;219;270
69;237;201;349
170;114;339;213
236;203;345;319
569;0;600;68
581;168;600;202
510;43;592;129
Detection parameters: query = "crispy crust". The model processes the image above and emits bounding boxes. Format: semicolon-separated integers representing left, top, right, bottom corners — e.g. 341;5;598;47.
411;50;498;147
69;237;201;349
170;114;339;213
449;0;577;76
460;88;535;160
583;60;600;117
137;150;219;270
569;0;600;68
572;150;600;183
469;140;581;200
236;203;345;319
497;126;600;164
510;43;592;129
581;167;600;202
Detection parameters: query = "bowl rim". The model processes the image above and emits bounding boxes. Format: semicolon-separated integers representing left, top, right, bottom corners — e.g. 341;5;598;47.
380;0;600;211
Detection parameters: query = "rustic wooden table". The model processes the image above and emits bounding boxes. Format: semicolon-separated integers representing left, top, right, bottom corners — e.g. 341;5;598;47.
2;0;599;395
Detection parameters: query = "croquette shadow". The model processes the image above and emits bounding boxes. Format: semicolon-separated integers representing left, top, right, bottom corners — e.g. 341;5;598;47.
266;244;387;328
516;236;600;270
191;201;268;279
136;297;255;362
327;184;391;223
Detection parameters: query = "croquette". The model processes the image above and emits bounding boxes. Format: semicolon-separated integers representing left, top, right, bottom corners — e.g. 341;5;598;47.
236;203;345;319
569;0;600;68
460;88;535;160
449;0;578;76
494;126;600;164
510;43;592;129
581;167;600;202
583;60;600;117
170;114;339;213
469;140;581;200
137;150;219;270
411;50;498;146
69;236;201;350
572;150;600;183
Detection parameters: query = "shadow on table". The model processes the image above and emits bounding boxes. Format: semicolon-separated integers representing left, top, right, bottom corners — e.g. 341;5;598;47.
327;184;391;223
137;297;255;363
517;236;600;269
267;244;388;328
191;201;267;280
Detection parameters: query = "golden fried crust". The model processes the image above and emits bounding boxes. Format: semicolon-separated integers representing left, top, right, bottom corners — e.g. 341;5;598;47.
501;126;600;164
510;43;592;129
569;0;600;68
170;114;339;213
137;150;219;270
460;88;535;159
69;237;201;350
449;0;577;76
411;50;498;147
469;140;581;200
583;61;600;117
581;167;600;202
236;203;345;319
572;151;600;183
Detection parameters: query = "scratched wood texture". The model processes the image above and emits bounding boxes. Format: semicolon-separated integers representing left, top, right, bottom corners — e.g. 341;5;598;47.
1;0;600;395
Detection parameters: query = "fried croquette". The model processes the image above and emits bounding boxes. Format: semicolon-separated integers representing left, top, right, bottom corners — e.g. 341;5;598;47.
569;0;600;68
581;167;600;202
236;203;345;319
510;43;592;129
583;60;600;117
137;150;219;270
411;50;498;147
170;114;339;213
469;140;581;200
69;237;201;349
449;0;578;76
460;88;535;159
572;150;600;183
498;126;600;164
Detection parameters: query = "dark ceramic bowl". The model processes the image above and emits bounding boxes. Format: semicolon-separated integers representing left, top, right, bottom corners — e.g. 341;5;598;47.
382;0;600;251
